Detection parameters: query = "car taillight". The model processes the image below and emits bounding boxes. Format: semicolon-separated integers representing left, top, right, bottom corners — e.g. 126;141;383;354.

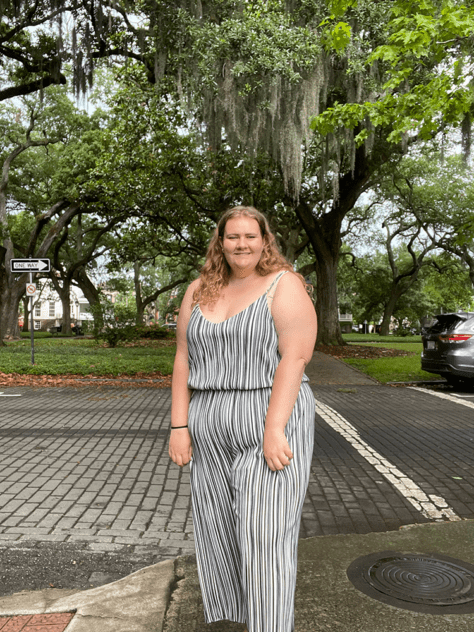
438;334;472;342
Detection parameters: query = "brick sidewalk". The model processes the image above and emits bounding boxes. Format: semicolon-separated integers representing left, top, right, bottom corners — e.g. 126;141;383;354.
0;378;472;580
0;388;193;557
0;612;74;631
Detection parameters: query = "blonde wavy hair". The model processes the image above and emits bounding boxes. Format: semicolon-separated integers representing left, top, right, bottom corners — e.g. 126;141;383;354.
191;206;314;309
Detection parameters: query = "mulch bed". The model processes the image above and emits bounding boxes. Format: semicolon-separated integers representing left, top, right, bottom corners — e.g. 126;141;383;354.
0;371;172;389
316;344;417;359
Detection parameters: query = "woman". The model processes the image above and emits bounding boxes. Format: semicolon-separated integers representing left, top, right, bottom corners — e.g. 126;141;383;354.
169;206;317;632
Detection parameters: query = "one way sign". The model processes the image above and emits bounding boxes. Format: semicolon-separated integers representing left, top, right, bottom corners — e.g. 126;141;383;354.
10;258;50;272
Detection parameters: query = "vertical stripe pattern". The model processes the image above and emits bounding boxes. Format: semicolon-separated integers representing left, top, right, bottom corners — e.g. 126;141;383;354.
186;271;315;632
186;271;310;390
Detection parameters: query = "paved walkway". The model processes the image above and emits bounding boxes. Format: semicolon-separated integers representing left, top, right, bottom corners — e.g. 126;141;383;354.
0;354;472;567
304;349;377;385
0;351;473;630
0;353;410;565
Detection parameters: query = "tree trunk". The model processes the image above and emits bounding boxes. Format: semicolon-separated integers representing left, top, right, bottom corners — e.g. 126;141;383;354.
73;267;103;330
291;143;372;346
379;272;422;336
60;287;73;335
1;273;25;340
0;235;25;340
313;251;344;345
1;200;79;342
293;201;346;345
459;249;474;289
0;265;5;346
49;273;73;336
379;288;402;336
134;261;145;326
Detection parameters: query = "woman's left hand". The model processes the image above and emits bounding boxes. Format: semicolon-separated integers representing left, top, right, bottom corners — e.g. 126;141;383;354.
263;429;293;472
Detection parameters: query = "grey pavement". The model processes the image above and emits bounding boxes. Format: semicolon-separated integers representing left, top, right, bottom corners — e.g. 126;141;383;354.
0;351;473;630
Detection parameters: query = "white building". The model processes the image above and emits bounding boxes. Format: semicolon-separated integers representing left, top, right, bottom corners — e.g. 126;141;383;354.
24;282;93;331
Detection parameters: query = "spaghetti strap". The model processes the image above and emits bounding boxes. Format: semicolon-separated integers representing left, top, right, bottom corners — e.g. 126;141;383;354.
266;270;289;310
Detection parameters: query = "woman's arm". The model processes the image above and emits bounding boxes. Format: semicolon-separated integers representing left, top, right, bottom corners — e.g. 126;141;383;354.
263;272;317;471
169;278;199;467
171;350;193;427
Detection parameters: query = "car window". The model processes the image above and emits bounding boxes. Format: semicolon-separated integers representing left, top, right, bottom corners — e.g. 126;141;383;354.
427;314;470;334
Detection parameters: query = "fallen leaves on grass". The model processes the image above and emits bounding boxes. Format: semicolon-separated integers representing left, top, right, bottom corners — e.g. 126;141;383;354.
0;371;172;389
317;344;417;359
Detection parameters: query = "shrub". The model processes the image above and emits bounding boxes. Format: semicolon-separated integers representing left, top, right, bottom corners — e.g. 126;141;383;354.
96;325;141;348
137;324;176;339
96;323;175;347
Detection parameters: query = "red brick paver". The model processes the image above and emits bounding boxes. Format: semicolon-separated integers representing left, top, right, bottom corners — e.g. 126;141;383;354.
0;613;74;632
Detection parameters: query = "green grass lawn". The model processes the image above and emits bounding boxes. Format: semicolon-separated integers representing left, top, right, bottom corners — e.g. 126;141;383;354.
0;338;176;376
2;335;436;383
343;342;437;383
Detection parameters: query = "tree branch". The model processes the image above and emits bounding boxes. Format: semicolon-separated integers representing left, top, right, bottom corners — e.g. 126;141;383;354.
0;74;67;102
141;276;190;310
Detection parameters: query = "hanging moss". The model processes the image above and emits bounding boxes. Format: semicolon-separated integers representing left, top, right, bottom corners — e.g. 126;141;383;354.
200;52;329;200
196;27;386;202
2;0;127;101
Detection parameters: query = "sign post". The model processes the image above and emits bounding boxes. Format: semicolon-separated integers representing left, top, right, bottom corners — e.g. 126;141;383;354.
29;272;34;364
11;258;50;365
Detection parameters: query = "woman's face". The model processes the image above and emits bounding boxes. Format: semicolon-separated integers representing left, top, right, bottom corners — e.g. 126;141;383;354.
221;216;265;276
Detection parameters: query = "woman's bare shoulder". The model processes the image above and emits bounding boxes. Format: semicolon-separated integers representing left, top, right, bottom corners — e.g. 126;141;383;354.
183;276;201;297
273;270;311;302
176;278;202;350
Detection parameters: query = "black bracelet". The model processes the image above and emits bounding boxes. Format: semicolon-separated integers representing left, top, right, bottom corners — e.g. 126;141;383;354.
171;425;188;429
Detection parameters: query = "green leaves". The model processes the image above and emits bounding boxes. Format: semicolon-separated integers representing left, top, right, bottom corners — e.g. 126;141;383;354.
311;0;474;146
321;21;352;52
327;0;358;18
318;0;356;53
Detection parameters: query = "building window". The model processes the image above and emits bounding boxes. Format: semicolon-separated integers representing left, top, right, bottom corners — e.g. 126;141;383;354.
34;303;41;317
34;321;41;330
49;301;55;317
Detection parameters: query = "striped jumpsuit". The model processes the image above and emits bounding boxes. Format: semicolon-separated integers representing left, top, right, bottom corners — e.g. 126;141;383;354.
186;270;315;632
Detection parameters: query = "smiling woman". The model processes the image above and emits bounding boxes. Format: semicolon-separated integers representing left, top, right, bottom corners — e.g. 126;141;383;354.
169;205;317;632
220;216;264;279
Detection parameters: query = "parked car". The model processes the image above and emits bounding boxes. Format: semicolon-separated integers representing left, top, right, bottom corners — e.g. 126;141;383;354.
421;312;474;385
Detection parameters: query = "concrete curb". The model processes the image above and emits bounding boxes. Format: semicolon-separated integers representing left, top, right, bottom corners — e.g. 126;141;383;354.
161;521;474;631
0;558;175;632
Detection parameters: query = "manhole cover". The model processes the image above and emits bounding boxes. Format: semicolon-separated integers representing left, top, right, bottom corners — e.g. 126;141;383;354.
347;551;474;614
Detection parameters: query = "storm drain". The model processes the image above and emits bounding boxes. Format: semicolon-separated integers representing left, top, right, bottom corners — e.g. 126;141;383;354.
347;551;474;614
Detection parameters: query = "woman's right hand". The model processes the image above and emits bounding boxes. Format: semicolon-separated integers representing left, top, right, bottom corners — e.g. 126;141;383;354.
169;428;193;467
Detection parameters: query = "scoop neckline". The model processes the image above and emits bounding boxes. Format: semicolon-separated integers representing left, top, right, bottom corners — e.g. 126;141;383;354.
197;271;286;325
